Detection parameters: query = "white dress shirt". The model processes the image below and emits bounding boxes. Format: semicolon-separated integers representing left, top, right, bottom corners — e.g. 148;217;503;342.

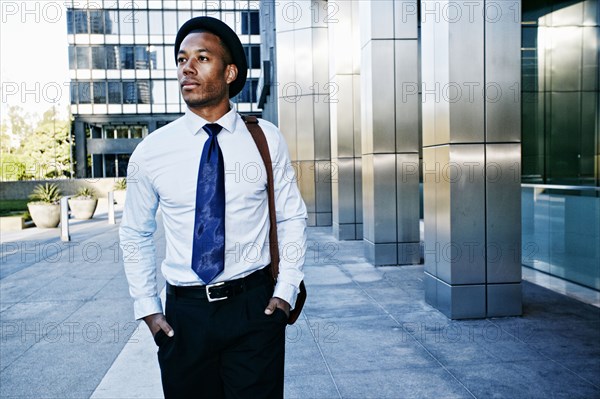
119;104;308;320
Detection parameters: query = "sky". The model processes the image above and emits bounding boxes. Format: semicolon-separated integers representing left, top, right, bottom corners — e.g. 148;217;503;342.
0;0;70;122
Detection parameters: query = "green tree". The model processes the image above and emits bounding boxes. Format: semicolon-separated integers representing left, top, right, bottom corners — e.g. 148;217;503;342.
18;107;72;179
1;105;32;155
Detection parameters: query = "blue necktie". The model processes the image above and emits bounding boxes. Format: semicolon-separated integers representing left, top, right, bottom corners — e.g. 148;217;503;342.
191;123;225;283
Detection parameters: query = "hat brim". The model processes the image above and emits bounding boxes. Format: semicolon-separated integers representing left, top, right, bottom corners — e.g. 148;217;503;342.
174;17;248;99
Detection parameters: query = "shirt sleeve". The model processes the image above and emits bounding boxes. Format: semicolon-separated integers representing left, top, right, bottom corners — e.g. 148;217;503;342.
118;143;163;320
269;127;308;310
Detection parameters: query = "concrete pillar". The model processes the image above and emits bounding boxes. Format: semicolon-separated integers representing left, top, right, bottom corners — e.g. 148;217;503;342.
359;0;421;264
275;1;331;226
329;1;362;240
421;0;522;318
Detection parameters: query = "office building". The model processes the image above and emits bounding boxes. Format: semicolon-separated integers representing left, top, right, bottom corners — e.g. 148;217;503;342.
66;0;262;178
257;0;599;318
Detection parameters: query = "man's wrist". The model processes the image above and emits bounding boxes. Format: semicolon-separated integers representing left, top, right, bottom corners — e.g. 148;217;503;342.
134;296;163;320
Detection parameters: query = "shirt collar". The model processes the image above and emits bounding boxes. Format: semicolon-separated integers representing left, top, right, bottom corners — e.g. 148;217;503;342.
183;101;238;136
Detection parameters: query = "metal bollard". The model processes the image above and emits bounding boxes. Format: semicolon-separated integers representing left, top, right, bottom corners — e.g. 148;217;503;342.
108;191;116;225
60;196;70;242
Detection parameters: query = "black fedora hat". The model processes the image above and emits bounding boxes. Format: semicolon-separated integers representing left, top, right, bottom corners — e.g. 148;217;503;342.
174;16;248;98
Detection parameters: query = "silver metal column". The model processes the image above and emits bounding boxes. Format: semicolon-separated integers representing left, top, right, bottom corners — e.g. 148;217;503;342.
421;0;522;318
275;1;331;226
329;1;362;240
359;0;420;264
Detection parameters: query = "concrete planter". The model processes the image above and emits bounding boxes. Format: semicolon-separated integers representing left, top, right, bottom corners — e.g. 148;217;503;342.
27;203;61;228
68;198;98;220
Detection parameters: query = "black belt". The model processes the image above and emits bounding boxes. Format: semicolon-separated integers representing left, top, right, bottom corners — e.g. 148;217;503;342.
166;267;272;302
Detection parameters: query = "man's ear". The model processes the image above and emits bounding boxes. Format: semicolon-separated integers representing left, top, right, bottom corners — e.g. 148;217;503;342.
225;64;238;85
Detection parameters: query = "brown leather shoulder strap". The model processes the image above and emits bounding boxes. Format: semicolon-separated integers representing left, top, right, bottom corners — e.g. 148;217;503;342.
240;114;280;283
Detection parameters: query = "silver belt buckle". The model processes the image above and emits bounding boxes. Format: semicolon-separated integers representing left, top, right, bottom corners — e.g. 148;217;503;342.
206;281;227;302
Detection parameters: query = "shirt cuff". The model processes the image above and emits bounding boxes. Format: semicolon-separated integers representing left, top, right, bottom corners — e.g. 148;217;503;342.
133;296;163;320
273;281;299;310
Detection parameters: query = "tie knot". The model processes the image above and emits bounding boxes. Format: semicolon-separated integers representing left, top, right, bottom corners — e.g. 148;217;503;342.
203;123;223;137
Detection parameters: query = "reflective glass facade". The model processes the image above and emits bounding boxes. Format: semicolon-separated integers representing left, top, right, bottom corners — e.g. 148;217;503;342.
66;1;262;178
521;0;599;186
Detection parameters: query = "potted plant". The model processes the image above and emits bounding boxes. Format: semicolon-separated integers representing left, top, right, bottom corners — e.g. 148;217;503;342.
113;178;127;205
68;187;98;220
27;183;62;228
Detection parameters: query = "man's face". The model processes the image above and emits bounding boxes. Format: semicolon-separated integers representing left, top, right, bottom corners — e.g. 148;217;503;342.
176;31;237;109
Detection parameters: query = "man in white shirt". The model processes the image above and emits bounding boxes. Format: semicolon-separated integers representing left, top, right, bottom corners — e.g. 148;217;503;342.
119;16;307;398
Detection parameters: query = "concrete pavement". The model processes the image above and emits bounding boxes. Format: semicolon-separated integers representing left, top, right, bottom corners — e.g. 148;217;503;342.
1;203;599;398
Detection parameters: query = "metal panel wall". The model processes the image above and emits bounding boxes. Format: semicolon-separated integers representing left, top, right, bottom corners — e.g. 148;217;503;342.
359;0;420;265
422;0;522;319
275;1;331;226
329;0;363;239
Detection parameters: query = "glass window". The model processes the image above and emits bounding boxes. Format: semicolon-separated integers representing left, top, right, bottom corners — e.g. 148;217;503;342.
92;47;106;69
91;154;102;178
241;10;259;35
70;82;78;104
74;10;88;34
164;46;175;70
76;46;90;69
120;46;135;69
89;10;105;34
148;45;159;70
116;127;129;138
166;80;180;105
102;127;114;139
79;82;91;104
149;11;163;36
104;154;116;177
135;46;149;69
67;10;74;34
108;81;122;103
123;81;138;104
117;154;131;177
234;78;258;103
151;80;165;104
163;11;178;36
68;47;76;69
91;125;102;139
178;10;192;27
135;10;149;36
244;44;261;69
105;10;117;35
106;46;119;69
119;10;134;35
137;81;151;104
93;82;106;104
130;126;144;138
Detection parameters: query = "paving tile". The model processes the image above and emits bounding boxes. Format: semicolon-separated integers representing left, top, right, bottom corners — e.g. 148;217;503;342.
314;316;439;373
284;373;340;399
0;341;122;398
560;357;600;387
3;223;600;399
0;299;85;370
447;360;600;399
23;275;113;302
303;265;353;285
334;367;472;399
284;319;331;377
302;286;385;319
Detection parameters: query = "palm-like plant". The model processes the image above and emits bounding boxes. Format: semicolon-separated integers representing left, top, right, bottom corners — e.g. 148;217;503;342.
73;187;96;199
114;178;127;191
28;183;62;205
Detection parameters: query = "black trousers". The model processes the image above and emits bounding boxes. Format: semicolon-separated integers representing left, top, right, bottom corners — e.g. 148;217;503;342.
153;273;287;399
